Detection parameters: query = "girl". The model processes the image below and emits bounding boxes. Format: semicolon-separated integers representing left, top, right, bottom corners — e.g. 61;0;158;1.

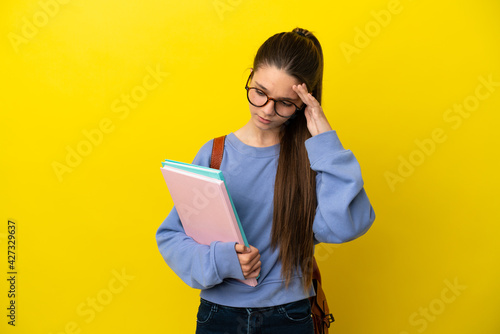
156;27;375;333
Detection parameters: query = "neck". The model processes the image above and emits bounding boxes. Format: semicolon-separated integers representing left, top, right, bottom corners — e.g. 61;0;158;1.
234;121;281;147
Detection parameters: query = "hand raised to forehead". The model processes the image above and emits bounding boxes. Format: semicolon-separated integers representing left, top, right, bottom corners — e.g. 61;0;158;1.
292;83;332;137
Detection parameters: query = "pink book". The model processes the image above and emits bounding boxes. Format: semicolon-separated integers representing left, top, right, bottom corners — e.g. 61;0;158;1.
161;164;258;287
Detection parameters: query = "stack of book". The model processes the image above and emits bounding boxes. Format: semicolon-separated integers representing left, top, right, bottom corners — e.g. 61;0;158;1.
160;160;257;287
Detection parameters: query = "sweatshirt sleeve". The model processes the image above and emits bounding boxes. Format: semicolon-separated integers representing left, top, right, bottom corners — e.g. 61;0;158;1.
305;130;376;244
155;140;245;289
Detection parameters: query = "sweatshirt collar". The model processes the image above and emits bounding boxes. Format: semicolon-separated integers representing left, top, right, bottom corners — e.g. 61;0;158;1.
226;133;280;158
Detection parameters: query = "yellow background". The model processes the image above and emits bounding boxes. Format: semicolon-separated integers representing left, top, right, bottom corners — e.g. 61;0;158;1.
1;0;499;333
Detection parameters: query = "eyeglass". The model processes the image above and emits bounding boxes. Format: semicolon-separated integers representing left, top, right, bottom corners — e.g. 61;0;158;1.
245;72;303;118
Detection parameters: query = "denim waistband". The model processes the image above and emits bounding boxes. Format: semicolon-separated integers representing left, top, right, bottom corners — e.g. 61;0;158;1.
200;297;310;314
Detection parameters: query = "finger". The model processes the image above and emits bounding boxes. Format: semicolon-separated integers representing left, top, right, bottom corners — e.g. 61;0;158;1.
248;250;261;267
292;83;306;97
247;251;261;267
293;84;320;107
245;266;261;279
303;93;320;108
241;259;260;275
292;84;309;103
248;245;259;254
235;243;250;254
239;250;261;273
238;249;261;266
242;260;261;278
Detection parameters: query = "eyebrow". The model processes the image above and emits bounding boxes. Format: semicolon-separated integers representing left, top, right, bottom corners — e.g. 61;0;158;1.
254;80;297;101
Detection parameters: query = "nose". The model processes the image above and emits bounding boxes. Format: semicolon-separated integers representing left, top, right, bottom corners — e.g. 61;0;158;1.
261;99;276;116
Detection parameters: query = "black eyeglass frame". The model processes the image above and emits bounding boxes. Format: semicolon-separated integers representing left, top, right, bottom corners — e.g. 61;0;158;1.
245;72;304;119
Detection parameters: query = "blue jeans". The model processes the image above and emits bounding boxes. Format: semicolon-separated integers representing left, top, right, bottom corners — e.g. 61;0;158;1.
195;298;314;334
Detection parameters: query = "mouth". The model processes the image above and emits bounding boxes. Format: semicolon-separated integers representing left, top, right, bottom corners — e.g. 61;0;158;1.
258;116;271;124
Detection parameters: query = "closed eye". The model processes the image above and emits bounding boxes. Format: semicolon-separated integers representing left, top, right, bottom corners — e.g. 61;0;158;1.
279;100;293;107
255;89;266;96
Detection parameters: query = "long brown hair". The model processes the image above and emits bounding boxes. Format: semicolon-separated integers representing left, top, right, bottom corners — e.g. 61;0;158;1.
253;28;324;288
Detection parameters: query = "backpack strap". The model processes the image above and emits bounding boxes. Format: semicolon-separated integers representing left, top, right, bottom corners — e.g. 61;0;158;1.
310;257;335;333
210;135;226;169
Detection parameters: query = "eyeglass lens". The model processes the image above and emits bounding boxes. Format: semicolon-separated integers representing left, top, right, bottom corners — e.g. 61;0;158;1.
247;88;297;117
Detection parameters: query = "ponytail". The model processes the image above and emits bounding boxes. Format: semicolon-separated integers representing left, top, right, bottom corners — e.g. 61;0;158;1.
253;28;324;289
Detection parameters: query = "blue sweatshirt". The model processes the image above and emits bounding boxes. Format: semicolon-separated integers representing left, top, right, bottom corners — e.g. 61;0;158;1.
156;130;375;307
